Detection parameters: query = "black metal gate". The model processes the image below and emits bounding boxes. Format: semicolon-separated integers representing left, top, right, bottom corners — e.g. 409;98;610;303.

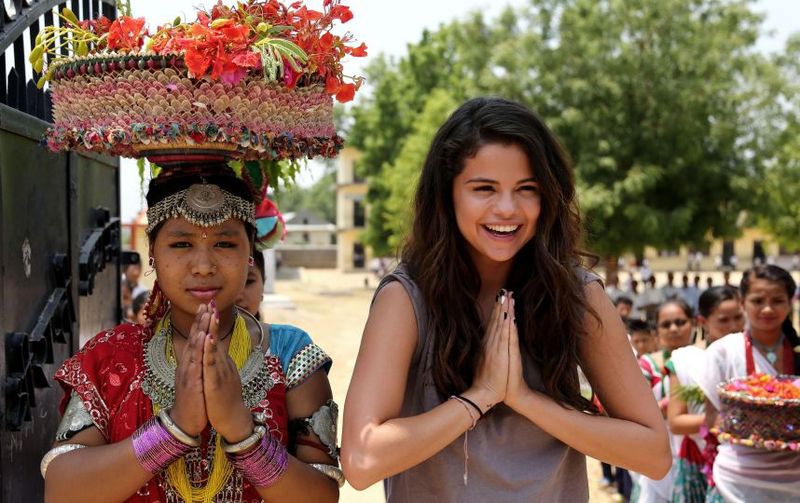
0;1;118;501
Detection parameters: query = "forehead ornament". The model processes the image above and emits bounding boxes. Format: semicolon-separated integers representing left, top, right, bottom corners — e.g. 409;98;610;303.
146;183;255;234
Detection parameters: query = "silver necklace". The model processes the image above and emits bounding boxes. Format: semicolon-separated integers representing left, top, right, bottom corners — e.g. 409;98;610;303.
751;333;784;365
142;308;272;410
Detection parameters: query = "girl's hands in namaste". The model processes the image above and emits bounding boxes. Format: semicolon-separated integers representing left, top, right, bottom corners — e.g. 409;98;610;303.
202;301;254;443
504;294;529;411
471;290;513;409
170;304;210;437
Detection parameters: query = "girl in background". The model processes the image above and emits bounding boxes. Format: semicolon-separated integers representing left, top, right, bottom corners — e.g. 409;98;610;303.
666;286;743;502
636;299;695;502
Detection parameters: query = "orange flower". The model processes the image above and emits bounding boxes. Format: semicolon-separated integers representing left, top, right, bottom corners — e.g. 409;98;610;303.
107;17;147;51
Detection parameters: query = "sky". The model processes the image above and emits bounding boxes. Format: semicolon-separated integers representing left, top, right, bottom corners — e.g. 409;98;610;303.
118;0;798;222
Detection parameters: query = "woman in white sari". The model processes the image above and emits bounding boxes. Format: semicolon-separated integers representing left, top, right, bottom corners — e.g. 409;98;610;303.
698;265;800;503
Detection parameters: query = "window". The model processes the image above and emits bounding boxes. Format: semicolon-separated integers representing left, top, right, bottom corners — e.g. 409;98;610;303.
353;200;365;227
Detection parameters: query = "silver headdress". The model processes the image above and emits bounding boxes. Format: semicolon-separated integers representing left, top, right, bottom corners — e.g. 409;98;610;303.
146;183;255;233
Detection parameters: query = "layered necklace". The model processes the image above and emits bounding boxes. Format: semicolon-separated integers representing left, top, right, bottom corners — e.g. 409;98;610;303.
141;308;272;503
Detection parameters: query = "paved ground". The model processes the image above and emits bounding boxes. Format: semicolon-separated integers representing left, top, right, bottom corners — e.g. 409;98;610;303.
265;268;620;503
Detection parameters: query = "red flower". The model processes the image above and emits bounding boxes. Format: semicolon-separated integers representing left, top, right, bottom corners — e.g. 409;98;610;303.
330;5;353;23
325;75;341;95
348;42;368;57
107;17;147;52
335;82;355;103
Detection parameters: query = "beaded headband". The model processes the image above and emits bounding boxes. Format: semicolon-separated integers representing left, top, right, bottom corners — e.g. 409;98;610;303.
145;183;255;234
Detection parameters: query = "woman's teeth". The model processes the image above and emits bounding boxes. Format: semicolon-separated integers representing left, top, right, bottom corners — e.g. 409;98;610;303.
485;224;520;235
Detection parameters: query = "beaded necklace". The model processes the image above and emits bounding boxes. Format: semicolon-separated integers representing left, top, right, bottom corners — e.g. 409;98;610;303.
152;313;252;503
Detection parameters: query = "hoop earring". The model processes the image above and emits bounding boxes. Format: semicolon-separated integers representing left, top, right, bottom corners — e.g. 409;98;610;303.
144;256;156;277
248;256;255;267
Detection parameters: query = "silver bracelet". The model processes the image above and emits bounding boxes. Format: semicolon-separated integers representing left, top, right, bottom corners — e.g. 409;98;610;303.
40;444;87;478
222;425;267;454
158;410;201;447
309;463;345;488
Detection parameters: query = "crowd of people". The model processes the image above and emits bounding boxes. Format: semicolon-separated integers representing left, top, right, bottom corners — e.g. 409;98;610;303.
40;97;799;503
601;267;800;503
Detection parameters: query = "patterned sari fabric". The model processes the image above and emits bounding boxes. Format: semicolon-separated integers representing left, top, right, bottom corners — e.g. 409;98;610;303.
54;322;331;503
672;436;706;503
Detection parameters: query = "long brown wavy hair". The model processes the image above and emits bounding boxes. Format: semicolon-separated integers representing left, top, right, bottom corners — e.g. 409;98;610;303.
402;97;599;412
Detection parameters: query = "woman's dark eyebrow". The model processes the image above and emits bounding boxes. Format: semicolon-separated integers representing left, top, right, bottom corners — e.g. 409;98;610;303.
214;229;240;237
464;177;538;184
465;177;498;184
165;230;195;237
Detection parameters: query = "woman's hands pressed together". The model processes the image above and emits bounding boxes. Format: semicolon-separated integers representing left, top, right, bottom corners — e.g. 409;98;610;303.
170;302;253;442
170;303;211;437
202;304;254;443
503;294;529;411
467;290;528;413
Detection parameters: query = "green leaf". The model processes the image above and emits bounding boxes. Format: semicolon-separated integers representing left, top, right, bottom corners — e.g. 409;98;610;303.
76;41;88;57
136;158;146;193
227;160;243;178
36;75;47;89
267;25;293;35
245;160;264;192
672;384;706;409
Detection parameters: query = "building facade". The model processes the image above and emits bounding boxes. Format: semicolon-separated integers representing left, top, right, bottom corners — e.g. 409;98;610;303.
336;147;371;271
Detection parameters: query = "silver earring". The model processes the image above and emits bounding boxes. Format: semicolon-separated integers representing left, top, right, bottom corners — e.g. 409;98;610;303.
248;256;255;267
144;256;155;277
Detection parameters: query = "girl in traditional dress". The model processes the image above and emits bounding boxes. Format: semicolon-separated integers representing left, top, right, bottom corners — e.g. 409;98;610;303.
341;97;670;502
42;169;343;502
635;298;696;503
666;286;743;503
697;265;800;503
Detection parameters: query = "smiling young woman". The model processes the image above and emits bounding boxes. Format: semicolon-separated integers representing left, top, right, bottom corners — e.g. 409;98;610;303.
341;97;670;501
42;169;342;503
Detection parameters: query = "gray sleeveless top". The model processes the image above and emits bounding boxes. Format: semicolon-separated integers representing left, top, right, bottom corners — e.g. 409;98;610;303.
377;265;601;502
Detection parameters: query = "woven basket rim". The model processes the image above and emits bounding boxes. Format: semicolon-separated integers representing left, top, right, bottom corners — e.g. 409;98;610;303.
716;374;800;405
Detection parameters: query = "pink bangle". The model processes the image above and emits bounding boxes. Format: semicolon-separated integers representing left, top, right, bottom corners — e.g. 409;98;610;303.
226;433;288;487
131;416;193;473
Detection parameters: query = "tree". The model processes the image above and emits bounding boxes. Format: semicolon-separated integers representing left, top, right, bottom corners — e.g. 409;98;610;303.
348;13;503;255
348;0;787;267
383;89;459;250
754;34;800;250
273;163;337;223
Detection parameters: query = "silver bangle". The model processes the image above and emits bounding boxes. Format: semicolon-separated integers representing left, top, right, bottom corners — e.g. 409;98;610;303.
222;425;266;453
40;444;87;478
158;410;201;447
309;463;345;488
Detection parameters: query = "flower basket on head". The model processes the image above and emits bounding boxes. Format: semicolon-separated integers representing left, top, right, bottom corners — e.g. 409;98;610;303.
714;374;800;452
34;0;366;167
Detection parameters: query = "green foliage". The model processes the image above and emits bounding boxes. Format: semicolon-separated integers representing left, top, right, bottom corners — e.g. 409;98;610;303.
273;164;337;224
753;34;800;250
672;383;706;409
384;89;459;250
349;0;792;259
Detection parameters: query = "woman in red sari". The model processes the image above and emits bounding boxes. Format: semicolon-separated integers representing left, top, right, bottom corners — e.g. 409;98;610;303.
42;169;341;502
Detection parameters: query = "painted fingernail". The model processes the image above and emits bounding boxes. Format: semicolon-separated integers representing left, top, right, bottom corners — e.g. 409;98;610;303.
215;309;220;321
210;299;216;309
